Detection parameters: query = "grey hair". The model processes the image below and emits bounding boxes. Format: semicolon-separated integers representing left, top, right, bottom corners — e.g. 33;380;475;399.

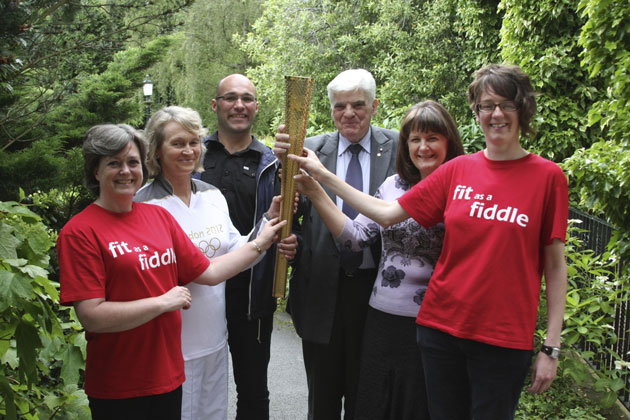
145;106;209;177
327;69;377;107
82;124;148;196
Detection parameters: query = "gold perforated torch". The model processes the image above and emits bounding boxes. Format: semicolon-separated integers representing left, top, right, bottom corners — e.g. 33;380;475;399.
272;76;314;297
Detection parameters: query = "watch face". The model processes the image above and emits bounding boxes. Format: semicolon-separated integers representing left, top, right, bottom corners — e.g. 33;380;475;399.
542;345;560;359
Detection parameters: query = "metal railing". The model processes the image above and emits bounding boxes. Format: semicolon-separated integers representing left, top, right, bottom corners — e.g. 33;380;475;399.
568;208;628;409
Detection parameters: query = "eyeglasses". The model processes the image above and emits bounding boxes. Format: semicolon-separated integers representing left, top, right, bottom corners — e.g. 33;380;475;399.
215;94;257;104
476;101;519;113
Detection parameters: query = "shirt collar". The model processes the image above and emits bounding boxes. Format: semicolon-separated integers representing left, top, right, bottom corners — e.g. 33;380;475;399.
339;127;372;156
206;130;264;156
156;173;198;194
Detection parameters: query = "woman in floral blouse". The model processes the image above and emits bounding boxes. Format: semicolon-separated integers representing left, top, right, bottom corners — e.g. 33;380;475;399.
290;100;464;420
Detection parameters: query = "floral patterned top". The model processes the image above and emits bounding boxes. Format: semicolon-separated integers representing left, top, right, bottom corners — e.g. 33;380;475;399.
338;174;444;317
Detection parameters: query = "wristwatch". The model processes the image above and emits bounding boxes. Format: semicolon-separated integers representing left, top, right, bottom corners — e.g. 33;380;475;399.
541;344;561;359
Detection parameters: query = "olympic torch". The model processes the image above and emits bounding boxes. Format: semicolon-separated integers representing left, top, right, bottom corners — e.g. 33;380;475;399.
272;76;314;297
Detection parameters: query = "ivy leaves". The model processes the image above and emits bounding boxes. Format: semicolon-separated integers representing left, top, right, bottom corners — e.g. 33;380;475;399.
0;201;88;419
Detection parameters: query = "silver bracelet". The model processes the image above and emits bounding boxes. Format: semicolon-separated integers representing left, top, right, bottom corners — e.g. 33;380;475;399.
251;240;263;254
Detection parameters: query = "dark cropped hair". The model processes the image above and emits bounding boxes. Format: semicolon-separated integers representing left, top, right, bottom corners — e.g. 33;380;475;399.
468;64;537;138
396;100;464;185
82;124;148;196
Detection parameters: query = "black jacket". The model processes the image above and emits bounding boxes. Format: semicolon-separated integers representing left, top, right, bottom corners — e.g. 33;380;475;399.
197;132;280;320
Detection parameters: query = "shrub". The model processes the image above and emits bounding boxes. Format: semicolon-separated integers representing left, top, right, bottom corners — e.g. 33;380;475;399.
533;220;629;412
0;200;88;420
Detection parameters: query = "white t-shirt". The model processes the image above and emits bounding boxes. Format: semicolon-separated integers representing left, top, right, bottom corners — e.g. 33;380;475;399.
137;177;265;360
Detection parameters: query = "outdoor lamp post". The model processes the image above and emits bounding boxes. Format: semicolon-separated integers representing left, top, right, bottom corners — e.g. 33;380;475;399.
143;75;153;127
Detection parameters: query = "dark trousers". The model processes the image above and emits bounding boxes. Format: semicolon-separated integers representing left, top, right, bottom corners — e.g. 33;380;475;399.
227;313;274;420
416;325;532;420
88;386;181;420
302;269;375;420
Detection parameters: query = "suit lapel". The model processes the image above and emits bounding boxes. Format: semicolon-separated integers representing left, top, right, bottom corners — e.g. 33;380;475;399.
315;132;340;205
369;128;396;195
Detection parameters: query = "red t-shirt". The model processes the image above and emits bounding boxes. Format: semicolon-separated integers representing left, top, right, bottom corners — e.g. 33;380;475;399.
57;202;210;398
398;151;568;350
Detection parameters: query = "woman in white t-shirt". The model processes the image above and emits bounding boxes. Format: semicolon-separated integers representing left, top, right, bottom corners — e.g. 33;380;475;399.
135;106;296;420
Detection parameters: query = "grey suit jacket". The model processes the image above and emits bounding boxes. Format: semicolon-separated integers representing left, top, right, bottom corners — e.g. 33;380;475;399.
288;126;399;344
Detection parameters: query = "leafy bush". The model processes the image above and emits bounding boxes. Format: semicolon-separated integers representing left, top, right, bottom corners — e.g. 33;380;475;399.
516;373;606;419
240;0;501;136
562;141;630;262
533;221;629;412
499;0;602;162
0;201;87;420
0;140;83;203
27;186;94;234
458;117;486;154
578;0;630;147
561;224;628;408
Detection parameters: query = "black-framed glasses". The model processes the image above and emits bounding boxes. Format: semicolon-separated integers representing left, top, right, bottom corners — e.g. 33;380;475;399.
215;94;257;104
476;101;519;113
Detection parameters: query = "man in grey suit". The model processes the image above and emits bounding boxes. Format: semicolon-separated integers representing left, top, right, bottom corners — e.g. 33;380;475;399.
276;69;398;420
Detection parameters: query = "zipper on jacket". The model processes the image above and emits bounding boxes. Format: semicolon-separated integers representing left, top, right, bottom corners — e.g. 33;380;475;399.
247;155;278;320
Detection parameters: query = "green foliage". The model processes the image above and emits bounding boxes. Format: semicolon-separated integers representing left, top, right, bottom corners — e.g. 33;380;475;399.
28;185;94;233
578;0;630;146
562;142;630;229
568;0;630;266
0;139;65;201
0;0;193;152
533;221;629;410
0;36;175;203
562;141;630;262
0;141;86;204
458;117;486;154
240;0;349;133
372;0;502;124
499;0;602;162
561;227;629;409
0;200;88;419
151;0;264;130
241;0;501;136
562;232;620;351
516;374;606;419
46;35;178;148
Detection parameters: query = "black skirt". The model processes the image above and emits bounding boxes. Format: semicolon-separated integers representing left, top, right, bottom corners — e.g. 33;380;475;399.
354;306;430;420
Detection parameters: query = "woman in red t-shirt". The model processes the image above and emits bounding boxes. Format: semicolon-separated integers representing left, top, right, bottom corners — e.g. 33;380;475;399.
57;124;286;420
283;65;568;420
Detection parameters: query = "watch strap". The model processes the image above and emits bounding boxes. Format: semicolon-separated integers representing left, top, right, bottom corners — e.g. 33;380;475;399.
541;344;561;359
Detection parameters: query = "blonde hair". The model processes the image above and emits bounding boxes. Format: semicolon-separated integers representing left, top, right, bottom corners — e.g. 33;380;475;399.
145;106;208;177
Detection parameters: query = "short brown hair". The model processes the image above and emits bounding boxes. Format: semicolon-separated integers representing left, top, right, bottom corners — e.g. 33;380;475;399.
82;124;148;196
396;100;464;185
468;64;537;138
